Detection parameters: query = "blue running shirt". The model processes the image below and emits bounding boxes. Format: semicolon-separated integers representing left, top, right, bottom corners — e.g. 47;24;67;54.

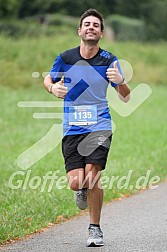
50;46;121;136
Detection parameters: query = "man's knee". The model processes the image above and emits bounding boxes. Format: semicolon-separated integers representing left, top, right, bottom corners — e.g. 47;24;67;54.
68;180;81;191
85;164;102;189
67;169;85;191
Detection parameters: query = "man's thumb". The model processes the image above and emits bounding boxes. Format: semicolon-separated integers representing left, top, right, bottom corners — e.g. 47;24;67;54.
113;61;118;69
60;76;64;85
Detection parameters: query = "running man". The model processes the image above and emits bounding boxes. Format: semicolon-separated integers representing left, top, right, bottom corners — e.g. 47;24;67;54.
44;8;130;247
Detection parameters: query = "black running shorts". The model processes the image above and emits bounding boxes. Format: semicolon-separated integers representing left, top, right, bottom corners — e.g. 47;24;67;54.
62;130;112;173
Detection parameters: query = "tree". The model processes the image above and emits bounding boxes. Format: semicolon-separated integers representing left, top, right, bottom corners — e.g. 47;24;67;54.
0;0;21;18
140;0;167;40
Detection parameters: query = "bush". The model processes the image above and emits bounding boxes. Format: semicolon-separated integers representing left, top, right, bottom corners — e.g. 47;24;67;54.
0;14;78;38
0;19;50;37
106;14;146;41
47;14;79;30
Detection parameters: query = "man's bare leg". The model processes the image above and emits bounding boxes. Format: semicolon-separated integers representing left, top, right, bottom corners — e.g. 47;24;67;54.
67;168;88;210
67;168;85;191
85;164;104;247
85;164;103;225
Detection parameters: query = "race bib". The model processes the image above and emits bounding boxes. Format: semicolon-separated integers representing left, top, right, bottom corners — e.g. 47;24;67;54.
69;105;97;126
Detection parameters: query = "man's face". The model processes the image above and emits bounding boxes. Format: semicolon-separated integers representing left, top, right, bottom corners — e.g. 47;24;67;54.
78;16;103;43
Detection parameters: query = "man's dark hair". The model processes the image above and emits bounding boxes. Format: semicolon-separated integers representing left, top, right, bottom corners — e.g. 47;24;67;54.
79;9;104;31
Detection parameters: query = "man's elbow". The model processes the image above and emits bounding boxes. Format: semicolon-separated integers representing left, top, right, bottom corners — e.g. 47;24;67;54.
119;92;130;103
44;74;53;86
124;94;130;103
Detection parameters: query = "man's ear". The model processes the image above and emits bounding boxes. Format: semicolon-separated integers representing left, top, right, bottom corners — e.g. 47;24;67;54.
100;31;104;38
78;27;81;36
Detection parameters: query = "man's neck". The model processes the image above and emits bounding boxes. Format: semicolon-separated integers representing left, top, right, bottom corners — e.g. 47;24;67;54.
80;41;99;59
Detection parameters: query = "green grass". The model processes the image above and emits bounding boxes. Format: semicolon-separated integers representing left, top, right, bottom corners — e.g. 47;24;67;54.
0;34;167;89
0;34;167;244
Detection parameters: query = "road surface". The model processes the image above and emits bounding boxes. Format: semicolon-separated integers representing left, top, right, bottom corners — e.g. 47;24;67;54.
1;182;167;252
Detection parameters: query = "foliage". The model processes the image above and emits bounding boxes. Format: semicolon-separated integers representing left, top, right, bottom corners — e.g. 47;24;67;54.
141;0;167;40
0;0;21;18
106;15;146;41
0;14;78;38
0;0;167;40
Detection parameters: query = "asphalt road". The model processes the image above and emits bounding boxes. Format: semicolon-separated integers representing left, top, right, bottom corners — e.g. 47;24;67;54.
1;182;167;252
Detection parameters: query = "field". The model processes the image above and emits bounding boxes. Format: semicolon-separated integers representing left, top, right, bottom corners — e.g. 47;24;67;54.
0;31;167;244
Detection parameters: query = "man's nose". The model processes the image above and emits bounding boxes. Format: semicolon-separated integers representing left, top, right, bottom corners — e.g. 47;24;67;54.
88;25;94;30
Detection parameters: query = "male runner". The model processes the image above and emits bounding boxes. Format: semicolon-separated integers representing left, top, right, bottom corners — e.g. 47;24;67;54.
44;8;130;247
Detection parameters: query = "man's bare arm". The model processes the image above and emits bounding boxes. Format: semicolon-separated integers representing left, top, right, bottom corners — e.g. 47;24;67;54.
115;83;130;103
106;61;130;103
44;75;68;98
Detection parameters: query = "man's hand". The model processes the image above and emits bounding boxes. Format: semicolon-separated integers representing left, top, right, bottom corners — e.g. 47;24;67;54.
106;61;124;85
51;76;68;99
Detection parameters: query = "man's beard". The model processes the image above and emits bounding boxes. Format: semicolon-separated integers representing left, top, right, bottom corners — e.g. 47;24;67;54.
83;37;100;45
